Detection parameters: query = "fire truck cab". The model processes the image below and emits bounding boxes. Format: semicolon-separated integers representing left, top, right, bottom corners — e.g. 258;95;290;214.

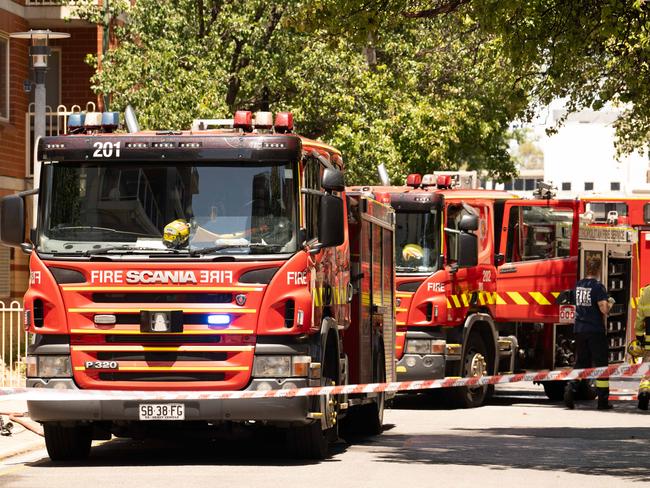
0;110;395;460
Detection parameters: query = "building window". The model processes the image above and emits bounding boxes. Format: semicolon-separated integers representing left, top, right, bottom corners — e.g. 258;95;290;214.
562;182;571;191
584;182;594;191
0;35;8;121
611;182;621;191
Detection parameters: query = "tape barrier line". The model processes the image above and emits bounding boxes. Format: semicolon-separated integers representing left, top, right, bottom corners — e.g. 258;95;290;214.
0;363;648;402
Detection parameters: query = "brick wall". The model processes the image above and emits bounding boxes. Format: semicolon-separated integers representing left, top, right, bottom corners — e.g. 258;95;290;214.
0;9;29;180
50;27;100;109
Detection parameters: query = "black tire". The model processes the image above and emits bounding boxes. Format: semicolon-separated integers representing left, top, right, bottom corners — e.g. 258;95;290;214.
43;423;92;461
340;350;385;438
286;352;338;459
542;381;567;401
576;380;597;400
286;421;329;460
638;392;649;411
448;333;489;408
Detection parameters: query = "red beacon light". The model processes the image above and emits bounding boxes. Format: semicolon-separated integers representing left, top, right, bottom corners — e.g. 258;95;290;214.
274;112;293;133
437;175;452;189
406;173;422;188
233;110;253;132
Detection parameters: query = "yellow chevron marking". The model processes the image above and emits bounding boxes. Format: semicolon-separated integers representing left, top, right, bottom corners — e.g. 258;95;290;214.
396;292;414;298
478;292;486;306
493;293;507;305
75;366;248;372
71;345;254;352
529;292;551;306
551;292;560;298
461;293;469;307
396;308;408;313
396;331;406;336
396;321;406;326
68;307;256;314
451;295;461;308
61;285;263;292
70;328;254;335
507;291;529;305
446;298;452;309
485;292;494;305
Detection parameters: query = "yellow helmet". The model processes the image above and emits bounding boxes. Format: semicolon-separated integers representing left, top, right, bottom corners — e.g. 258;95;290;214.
628;339;645;359
402;243;424;261
163;219;190;248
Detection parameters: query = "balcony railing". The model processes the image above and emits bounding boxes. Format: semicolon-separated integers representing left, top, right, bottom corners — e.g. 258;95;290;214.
25;102;96;177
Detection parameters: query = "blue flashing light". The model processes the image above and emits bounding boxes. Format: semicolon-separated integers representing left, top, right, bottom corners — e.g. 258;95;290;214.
207;314;231;326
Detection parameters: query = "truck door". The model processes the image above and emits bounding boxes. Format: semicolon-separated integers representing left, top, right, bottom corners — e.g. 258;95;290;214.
496;200;579;322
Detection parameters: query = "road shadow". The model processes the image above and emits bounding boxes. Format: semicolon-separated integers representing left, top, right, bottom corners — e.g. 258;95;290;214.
356;426;650;482
27;428;350;468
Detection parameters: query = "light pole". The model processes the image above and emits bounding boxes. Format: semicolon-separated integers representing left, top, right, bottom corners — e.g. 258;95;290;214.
10;29;70;228
10;30;70;179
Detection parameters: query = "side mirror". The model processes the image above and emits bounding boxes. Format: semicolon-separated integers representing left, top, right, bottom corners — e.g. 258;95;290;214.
0;194;26;248
458;213;479;232
556;290;574;305
318;194;344;248
322;168;345;192
495;253;505;266
457;232;478;268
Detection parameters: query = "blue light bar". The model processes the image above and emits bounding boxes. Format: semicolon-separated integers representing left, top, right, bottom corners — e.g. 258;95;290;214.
207;314;231;326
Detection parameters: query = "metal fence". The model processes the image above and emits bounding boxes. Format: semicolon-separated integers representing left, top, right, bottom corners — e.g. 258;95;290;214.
0;301;27;387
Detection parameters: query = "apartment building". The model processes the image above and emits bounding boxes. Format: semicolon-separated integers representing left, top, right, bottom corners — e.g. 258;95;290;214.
0;0;101;299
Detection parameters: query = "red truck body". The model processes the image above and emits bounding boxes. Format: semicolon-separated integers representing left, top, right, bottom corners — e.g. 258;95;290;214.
0;112;395;460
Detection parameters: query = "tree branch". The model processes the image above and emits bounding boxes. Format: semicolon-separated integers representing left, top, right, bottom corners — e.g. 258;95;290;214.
403;0;471;18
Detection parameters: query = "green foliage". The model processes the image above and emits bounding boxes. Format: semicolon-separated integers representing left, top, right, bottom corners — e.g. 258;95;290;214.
69;0;527;184
298;0;650;158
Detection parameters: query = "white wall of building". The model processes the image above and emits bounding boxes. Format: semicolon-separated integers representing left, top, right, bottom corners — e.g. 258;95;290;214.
538;104;650;197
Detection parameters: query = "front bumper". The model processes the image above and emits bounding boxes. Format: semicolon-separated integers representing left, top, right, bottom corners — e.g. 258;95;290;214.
27;378;311;424
395;354;445;381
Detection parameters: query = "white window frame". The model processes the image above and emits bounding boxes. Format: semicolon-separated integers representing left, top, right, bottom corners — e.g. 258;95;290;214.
0;32;9;123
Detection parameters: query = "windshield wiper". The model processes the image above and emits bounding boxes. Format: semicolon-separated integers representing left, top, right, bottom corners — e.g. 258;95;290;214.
395;265;420;272
189;243;275;257
83;245;182;256
50;226;144;237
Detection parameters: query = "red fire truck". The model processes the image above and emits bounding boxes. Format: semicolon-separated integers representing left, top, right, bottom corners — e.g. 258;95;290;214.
350;175;581;407
0;110;395;460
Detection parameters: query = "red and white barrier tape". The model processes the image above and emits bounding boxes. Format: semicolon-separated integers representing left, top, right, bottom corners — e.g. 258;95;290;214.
0;362;648;402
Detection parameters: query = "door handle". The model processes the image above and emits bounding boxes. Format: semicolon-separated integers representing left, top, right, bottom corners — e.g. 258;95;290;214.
500;266;517;274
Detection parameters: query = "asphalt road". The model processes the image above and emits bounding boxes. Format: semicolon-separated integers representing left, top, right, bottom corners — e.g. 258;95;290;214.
1;384;650;488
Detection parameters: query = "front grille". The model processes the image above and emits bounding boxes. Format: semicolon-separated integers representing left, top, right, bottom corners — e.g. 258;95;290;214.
113;314;228;325
96;351;228;362
92;292;233;303
98;372;226;382
105;334;223;344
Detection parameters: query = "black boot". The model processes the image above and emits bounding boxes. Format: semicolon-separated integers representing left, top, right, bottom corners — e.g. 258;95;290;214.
564;382;575;409
638;391;649;410
597;388;613;410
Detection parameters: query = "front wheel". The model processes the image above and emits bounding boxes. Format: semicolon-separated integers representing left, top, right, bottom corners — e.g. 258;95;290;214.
43;423;92;461
448;333;489;408
542;380;567;401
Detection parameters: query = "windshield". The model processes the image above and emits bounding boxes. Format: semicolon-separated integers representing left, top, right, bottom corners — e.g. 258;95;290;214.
39;162;298;255
395;210;440;273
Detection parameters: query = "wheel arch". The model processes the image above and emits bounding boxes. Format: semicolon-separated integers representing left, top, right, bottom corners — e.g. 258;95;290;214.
462;313;498;375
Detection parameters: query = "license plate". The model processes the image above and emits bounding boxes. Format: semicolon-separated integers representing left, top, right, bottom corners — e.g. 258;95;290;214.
138;403;185;421
559;304;576;324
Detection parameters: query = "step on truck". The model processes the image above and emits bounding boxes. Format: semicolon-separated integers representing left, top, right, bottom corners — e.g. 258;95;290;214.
0;110;395;460
350;174;580;407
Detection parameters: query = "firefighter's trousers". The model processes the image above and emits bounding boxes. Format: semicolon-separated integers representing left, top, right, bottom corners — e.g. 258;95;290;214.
571;331;609;405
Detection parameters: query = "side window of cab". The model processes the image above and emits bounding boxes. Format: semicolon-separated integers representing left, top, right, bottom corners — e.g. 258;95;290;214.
303;157;321;242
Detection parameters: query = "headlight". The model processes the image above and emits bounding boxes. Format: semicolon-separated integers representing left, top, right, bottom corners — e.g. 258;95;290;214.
405;339;446;355
253;355;312;378
37;356;72;378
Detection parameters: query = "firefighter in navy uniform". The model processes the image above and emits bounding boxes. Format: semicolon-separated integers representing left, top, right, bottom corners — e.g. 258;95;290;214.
564;253;614;410
632;285;650;410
